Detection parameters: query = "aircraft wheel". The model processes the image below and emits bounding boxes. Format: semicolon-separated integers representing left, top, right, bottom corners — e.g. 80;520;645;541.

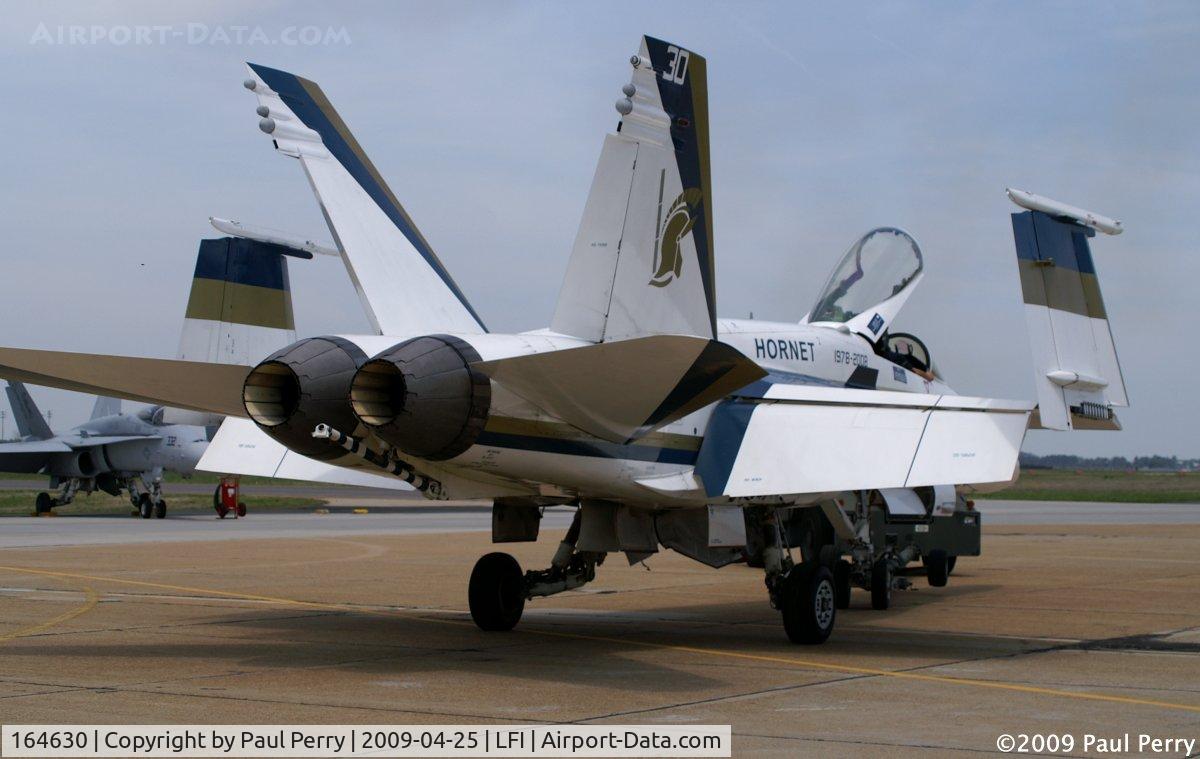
946;556;957;576
236;502;247;518
138;493;154;520
154;500;167;519
780;563;836;644
923;549;949;587
468;552;525;632
34;492;53;514
833;559;852;609
870;559;892;610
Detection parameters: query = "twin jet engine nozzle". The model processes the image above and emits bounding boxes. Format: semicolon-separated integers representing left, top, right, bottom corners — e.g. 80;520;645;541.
242;335;492;463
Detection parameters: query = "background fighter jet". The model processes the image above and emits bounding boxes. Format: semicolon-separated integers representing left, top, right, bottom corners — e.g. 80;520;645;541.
1;381;209;517
0;36;1129;643
0;228;403;516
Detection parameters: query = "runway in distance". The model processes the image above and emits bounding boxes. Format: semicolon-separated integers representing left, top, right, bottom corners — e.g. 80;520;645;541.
0;36;1128;643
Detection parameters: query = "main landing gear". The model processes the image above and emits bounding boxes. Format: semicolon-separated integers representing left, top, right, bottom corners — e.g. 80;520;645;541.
467;510;603;632
128;475;166;519
758;510;838;644
33;478;81;515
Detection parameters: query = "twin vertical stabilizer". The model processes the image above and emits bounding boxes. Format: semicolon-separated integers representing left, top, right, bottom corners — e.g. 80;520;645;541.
552;36;717;343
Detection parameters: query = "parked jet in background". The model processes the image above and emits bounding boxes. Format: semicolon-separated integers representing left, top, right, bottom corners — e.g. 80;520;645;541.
0;36;1128;642
0;228;403;517
1;381;209;517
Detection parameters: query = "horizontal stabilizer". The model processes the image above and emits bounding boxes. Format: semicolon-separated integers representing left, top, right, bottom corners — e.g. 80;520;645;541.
0;347;251;418
474;335;764;443
199;418;412;490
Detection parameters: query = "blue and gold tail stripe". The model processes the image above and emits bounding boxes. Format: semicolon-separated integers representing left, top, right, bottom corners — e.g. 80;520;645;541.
1012;211;1107;320
185;238;294;330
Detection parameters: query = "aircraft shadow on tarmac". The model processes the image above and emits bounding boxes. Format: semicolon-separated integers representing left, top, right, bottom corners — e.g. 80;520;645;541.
4;580;1016;694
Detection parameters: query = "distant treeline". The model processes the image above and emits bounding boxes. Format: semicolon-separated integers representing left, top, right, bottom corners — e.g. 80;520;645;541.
1020;453;1199;471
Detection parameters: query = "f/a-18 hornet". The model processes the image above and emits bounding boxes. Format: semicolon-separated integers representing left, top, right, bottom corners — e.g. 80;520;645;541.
0;36;1127;643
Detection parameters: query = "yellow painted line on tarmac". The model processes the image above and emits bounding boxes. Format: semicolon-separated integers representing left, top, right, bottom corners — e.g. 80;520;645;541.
0;581;99;643
2;564;1198;715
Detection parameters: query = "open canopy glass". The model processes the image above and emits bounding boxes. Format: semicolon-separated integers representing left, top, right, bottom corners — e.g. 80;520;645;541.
809;228;923;324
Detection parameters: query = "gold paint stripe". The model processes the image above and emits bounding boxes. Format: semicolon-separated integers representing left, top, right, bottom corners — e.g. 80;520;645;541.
2;564;1196;715
689;51;714;327
1017;260;1107;319
185;279;295;330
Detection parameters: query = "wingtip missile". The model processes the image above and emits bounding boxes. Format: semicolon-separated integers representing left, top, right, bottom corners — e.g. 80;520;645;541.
208;217;339;259
1006;188;1123;235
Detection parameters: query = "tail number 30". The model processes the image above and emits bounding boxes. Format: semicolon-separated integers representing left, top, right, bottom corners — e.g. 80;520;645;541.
662;45;690;85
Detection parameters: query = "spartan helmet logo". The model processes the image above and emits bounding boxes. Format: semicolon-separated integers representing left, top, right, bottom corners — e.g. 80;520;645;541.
650;187;703;288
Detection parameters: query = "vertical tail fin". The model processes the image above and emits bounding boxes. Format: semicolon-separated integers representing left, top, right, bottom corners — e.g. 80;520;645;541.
89;395;121;420
1008;190;1128;430
177;237;297;366
552;36;716;342
5;381;53;439
243;63;485;336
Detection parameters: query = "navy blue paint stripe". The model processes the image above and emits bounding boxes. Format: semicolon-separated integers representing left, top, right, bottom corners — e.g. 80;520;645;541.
248;63;486;331
1011;211;1096;274
694;401;754;498
644;37;716;337
194;239;287;290
475;431;698;466
734;370;841;399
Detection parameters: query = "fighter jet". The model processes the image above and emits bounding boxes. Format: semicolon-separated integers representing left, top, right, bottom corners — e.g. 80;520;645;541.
0;37;1128;643
0;381;211;517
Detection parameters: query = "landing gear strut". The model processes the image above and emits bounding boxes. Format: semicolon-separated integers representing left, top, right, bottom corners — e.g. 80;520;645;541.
129;473;166;519
761;508;838;644
467;509;603;633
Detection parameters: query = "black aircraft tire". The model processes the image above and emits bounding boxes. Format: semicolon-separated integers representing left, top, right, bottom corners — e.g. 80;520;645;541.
946;556;957;575
34;492;52;514
833;559;852;609
923;549;949;587
781;564;836;645
138;493;154;520
154;500;167;519
468;552;525;632
871;559;892;610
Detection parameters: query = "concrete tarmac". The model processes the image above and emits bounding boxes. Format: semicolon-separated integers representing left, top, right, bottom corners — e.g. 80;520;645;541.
0;503;1197;757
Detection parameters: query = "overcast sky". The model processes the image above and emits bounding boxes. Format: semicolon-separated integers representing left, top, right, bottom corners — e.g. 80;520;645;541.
0;1;1196;457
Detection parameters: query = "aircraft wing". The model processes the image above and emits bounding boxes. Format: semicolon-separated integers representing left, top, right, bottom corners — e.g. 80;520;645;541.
62;435;161;448
696;384;1032;498
0;347;250;417
0;439;72;454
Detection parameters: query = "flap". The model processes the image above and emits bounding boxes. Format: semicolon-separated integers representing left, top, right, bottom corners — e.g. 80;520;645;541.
696;395;1029;498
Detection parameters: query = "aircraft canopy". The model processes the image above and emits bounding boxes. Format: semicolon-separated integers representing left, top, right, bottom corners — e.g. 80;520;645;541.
809;228;923;325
